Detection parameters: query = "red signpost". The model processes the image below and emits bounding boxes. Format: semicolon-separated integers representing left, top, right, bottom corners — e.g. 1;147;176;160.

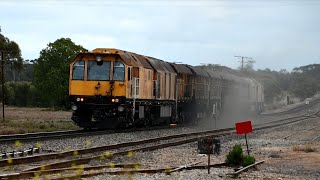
235;120;253;155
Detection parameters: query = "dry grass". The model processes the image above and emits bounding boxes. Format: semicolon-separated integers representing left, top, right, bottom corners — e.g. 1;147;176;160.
0;106;79;135
292;145;317;153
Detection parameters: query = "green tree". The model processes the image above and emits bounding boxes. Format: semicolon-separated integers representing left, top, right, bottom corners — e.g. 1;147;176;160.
290;65;320;99
0;33;23;81
33;38;86;108
291;74;318;99
4;81;35;106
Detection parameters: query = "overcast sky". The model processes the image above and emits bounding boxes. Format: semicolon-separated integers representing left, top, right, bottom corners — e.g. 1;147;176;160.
1;0;319;71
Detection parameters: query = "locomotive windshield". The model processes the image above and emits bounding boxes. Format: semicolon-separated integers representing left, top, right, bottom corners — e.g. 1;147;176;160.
88;61;110;81
72;60;84;80
113;61;125;81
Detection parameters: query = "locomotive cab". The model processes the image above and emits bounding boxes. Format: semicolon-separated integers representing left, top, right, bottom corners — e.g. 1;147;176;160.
69;51;128;129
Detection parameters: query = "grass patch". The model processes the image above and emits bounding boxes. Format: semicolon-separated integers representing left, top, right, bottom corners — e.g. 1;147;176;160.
0;119;79;135
292;145;316;153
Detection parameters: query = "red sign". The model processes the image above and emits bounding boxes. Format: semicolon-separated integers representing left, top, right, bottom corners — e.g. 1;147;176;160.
235;120;253;134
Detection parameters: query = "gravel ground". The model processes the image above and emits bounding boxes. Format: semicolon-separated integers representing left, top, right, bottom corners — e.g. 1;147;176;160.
0;126;213;153
2;100;319;154
1;102;319;179
90;117;320;180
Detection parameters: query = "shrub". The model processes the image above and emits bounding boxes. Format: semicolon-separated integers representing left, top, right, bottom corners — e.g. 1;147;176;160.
226;145;256;167
4;81;43;107
225;144;244;166
242;155;255;166
293;145;316;153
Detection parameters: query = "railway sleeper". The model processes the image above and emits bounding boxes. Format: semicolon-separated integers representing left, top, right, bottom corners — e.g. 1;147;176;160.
0;147;41;159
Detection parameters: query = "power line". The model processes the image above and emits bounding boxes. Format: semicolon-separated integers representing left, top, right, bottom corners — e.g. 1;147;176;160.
2;0;320;7
234;56;255;71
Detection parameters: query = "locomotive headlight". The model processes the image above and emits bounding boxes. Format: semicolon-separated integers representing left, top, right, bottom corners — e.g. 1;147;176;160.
80;98;84;102
76;98;80;102
111;98;119;103
71;104;78;111
117;106;124;112
96;55;102;62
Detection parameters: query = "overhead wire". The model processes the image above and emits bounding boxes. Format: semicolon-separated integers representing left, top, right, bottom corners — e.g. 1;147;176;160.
1;0;320;7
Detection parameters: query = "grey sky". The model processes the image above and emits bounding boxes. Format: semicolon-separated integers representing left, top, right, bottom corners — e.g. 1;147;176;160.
1;0;319;71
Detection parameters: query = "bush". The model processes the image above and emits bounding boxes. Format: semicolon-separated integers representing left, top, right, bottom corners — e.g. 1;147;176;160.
4;81;45;107
226;144;244;166
226;144;256;167
242;155;255;166
293;145;316;153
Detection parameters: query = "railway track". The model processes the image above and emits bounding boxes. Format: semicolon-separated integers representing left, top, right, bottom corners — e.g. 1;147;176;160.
260;97;320;116
0;100;318;179
0;125;179;144
0;129;85;143
1;97;318;144
0;110;319;180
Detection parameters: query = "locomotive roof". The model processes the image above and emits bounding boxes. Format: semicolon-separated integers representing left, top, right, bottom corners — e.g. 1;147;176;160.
170;63;193;75
146;56;176;74
219;72;242;83
187;65;209;77
126;52;153;69
92;48;144;67
160;60;176;73
204;69;222;79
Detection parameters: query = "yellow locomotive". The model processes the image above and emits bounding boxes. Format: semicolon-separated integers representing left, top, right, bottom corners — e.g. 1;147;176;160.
69;48;264;129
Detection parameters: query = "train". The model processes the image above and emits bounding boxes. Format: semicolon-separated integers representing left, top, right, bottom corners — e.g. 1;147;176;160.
69;48;264;129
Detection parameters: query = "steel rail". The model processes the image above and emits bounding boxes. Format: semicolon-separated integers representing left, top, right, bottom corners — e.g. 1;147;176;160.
0;129;114;143
311;135;320;142
2;98;317;143
0;125;182;144
260;97;320;116
0;162;228;180
23;131;232;172
1;96;317;145
0;128;233;167
282;124;320;140
0;111;318;179
0;112;314;168
22;113;318;172
50;163;228;180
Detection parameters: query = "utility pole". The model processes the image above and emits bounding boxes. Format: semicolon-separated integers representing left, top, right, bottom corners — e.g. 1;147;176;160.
234;56;254;71
1;51;4;121
0;27;5;121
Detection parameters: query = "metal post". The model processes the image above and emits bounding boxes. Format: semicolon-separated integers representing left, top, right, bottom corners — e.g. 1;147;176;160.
207;142;210;174
1;52;4;121
245;134;250;155
175;78;178;122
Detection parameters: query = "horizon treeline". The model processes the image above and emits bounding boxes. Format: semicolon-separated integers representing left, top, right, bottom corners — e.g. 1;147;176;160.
1;32;319;109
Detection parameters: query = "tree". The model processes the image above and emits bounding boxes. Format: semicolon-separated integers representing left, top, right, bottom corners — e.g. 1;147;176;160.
0;33;23;81
33;38;86;108
290;64;320;99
